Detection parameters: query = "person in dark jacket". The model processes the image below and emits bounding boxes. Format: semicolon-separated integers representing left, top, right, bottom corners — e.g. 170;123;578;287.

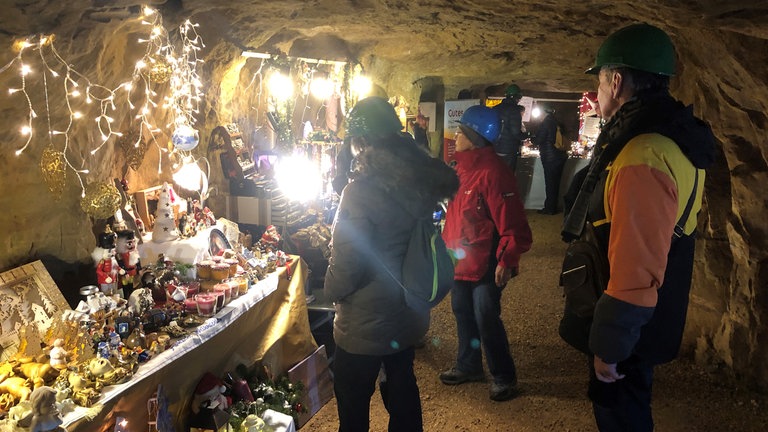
573;23;716;431
533;105;568;214
324;97;459;432
439;105;533;402
492;84;525;171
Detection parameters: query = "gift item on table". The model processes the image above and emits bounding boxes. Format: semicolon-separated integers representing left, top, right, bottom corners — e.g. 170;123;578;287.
151;182;181;243
116;229;141;298
92;226;119;296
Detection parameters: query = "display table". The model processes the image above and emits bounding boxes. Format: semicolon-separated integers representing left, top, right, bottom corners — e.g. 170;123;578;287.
514;157;590;210
65;257;317;431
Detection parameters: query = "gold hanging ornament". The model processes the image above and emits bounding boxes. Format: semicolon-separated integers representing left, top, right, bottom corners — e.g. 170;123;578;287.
40;145;67;198
147;56;172;84
80;181;121;219
118;128;148;171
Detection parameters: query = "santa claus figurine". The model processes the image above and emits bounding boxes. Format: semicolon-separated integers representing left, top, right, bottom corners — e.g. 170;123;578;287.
116;229;141;298
192;372;230;414
93;227;119;296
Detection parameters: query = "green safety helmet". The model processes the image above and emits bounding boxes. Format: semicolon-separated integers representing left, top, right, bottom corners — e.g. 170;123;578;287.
505;84;522;98
345;97;402;138
586;23;676;76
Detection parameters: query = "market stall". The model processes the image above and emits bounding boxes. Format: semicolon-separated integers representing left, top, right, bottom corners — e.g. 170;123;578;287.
63;257;316;431
514;156;590;210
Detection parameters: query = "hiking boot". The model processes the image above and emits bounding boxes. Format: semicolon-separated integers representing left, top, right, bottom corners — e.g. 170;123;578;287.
439;367;485;385
489;382;519;401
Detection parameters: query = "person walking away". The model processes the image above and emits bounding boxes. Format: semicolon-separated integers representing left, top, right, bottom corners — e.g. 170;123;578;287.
492;84;525;171
567;23;715;430
325;96;459;432
533;105;568;214
440;105;533;401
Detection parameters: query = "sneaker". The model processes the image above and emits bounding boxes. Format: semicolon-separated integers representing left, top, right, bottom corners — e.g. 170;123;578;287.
489;382;518;401
439;367;485;385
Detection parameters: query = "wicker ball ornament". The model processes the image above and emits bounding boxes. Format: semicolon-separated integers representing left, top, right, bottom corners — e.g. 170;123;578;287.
118;128;147;171
147;56;172;84
40;145;66;197
80;181;121;219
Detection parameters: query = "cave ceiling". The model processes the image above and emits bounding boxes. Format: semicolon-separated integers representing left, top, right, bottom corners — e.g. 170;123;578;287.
3;0;767;95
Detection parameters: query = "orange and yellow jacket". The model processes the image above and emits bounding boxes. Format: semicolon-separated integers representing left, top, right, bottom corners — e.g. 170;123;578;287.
586;93;715;365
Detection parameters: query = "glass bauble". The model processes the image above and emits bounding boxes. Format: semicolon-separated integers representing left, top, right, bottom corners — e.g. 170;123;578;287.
171;125;199;151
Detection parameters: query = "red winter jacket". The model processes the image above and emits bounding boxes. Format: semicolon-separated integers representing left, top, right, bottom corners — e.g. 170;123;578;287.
442;146;532;281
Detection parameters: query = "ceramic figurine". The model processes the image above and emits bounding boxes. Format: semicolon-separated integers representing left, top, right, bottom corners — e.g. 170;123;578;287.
93;227;119;296
48;339;69;370
116;229;141;298
29;386;66;432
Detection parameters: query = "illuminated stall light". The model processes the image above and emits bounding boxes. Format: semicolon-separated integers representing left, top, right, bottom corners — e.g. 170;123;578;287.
274;155;323;203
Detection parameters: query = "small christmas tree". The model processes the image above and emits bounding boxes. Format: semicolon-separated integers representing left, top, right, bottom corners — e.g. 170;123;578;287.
151;182;180;243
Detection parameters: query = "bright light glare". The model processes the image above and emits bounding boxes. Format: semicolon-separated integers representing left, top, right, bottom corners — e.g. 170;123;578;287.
268;72;294;101
275;155;322;203
310;77;333;100
531;107;542;118
173;159;205;192
351;75;372;98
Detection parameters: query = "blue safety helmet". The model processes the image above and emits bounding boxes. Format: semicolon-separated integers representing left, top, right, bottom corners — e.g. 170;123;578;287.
458;105;500;143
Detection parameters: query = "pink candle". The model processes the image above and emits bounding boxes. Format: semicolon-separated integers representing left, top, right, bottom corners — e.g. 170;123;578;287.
226;279;240;300
184;297;198;312
214;283;232;306
195;293;217;317
186;281;200;297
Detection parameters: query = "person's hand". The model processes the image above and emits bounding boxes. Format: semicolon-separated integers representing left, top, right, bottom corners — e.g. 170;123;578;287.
594;356;625;383
495;265;518;287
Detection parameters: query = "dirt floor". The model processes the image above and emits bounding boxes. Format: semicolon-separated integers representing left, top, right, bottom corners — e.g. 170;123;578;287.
301;211;768;431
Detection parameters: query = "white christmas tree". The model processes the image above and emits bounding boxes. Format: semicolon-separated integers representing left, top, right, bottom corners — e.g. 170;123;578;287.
151;182;180;243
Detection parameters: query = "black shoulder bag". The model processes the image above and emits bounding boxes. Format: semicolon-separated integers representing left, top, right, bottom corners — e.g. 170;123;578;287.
558;165;699;354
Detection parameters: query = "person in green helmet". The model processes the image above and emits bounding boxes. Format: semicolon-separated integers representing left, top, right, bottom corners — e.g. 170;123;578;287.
561;23;716;431
492;84;525;171
325;96;459;431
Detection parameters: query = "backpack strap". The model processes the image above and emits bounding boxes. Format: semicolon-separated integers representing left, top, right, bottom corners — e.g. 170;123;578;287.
673;169;699;238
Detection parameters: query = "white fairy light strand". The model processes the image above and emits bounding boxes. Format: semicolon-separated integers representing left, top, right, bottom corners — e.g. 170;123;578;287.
2;6;206;195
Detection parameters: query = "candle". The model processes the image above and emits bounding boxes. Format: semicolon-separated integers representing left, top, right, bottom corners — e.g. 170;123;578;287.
195;293;217;317
184;297;198;313
214;283;231;306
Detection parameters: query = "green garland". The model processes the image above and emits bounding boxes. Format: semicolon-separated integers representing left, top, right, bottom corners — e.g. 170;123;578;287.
226;365;306;430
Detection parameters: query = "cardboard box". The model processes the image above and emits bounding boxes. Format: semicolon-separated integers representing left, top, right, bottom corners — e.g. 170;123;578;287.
225;195;271;226
287;345;334;428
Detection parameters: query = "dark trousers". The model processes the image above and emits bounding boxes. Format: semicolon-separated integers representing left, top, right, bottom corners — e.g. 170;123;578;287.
334;346;422;432
451;279;517;385
541;155;567;213
588;356;655;432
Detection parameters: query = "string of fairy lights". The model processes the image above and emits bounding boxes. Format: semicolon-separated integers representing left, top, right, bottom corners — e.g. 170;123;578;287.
1;5;205;199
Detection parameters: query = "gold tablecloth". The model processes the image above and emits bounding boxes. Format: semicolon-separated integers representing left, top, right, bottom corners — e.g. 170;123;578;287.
67;256;317;431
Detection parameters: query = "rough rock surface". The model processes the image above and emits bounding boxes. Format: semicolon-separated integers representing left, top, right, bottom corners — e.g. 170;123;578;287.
0;0;766;392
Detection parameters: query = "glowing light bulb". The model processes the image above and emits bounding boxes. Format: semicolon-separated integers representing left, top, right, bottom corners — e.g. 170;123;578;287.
20;64;31;76
136;60;146;69
72;111;83;119
20;126;31;135
143;6;155;16
70;90;81;97
351;75;372;98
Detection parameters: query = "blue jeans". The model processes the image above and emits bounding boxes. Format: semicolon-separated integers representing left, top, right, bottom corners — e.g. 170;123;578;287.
334;346;422;432
450;279;517;385
589;356;654;431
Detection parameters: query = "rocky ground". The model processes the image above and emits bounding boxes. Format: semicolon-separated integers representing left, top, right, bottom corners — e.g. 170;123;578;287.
302;211;768;431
